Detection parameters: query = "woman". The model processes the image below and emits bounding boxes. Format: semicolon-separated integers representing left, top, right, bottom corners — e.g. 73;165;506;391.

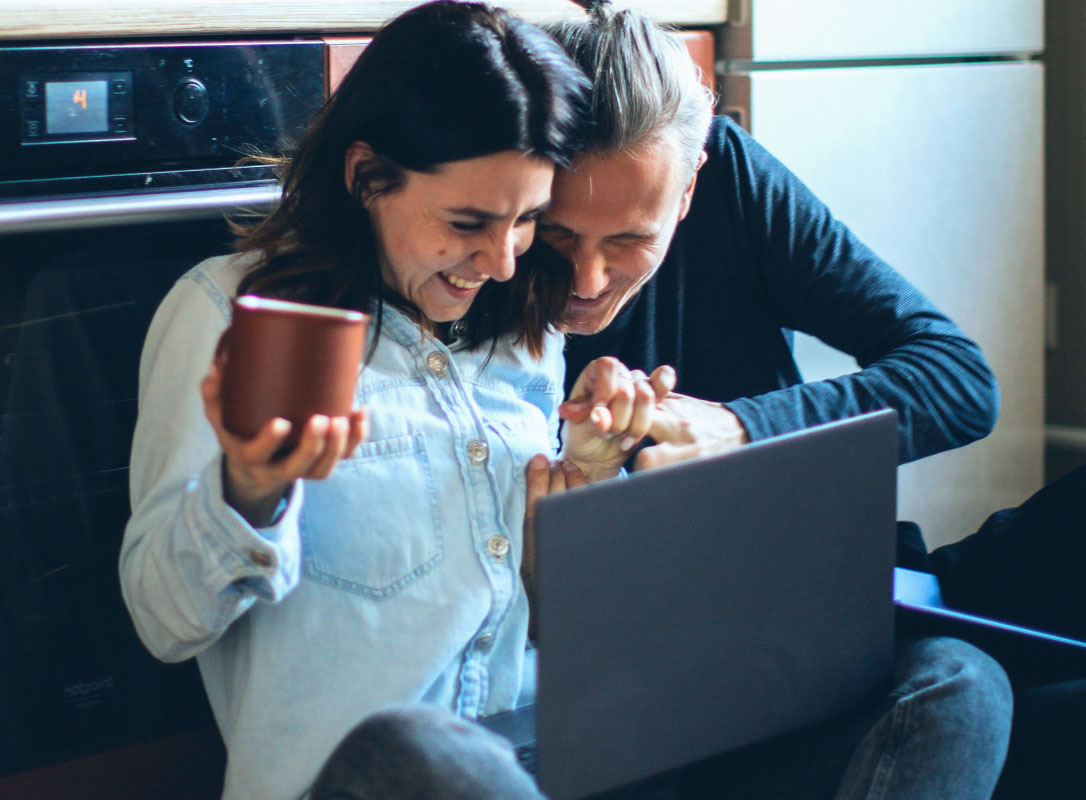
119;3;642;797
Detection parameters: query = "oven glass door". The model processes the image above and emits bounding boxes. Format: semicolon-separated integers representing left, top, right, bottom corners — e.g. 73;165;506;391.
0;218;233;774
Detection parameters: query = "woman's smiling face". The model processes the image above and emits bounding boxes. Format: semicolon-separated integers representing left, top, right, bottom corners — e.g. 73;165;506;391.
353;147;555;324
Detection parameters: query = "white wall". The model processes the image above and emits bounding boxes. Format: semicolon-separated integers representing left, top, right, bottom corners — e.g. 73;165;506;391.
742;61;1045;548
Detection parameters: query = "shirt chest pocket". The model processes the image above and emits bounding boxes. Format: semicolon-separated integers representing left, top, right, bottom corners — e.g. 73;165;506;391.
486;419;553;492
300;432;444;599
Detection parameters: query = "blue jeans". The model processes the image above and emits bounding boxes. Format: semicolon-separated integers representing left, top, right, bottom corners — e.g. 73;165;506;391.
672;636;1012;800
308;703;545;800
309;636;1011;800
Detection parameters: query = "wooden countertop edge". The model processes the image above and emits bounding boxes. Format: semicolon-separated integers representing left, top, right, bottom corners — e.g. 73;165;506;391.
0;0;729;41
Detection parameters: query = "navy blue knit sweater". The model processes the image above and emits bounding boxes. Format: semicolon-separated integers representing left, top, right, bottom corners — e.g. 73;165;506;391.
563;116;998;464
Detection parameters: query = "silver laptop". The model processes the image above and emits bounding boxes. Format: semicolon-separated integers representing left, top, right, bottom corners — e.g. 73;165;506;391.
484;409;899;800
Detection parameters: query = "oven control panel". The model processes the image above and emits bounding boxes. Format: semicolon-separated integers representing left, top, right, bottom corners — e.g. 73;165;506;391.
0;40;325;198
19;70;135;144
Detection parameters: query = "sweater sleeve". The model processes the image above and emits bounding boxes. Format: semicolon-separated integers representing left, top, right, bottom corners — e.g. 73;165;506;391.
119;265;304;663
718;119;998;463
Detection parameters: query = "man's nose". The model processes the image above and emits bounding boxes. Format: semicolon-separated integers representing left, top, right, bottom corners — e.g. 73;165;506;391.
571;242;608;298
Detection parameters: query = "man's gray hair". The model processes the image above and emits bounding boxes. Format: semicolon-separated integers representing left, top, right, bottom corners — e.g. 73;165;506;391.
544;1;714;175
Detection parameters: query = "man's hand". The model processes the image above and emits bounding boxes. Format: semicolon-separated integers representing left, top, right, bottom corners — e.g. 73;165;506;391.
636;393;750;470
559;358;674;481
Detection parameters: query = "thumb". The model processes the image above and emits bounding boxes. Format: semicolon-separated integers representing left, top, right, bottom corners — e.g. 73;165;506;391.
648;365;676;402
557;399;593;423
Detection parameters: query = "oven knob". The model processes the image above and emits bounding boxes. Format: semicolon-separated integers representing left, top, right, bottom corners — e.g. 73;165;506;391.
173;78;209;125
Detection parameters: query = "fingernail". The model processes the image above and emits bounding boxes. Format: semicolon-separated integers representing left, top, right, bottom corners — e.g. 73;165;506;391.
620;435;636;451
529;454;547;470
271;418;291;435
590;408;605;425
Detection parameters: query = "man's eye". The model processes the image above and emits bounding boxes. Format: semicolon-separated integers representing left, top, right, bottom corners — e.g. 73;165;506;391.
537;223;570;237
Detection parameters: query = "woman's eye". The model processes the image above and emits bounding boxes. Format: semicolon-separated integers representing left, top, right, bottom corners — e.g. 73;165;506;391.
450;221;485;233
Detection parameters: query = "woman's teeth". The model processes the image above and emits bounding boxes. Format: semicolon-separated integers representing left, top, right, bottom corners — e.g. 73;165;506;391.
443;273;485;290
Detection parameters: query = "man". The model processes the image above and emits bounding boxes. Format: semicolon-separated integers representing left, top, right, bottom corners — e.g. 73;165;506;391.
528;2;1015;798
543;11;996;471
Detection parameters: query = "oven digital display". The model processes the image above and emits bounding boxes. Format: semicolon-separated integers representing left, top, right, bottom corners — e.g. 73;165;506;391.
19;70;133;144
45;79;109;135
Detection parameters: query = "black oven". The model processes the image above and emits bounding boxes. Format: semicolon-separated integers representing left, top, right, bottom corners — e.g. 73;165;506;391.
0;38;324;777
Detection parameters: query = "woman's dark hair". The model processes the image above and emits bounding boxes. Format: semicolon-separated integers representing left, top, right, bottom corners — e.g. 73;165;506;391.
235;0;590;358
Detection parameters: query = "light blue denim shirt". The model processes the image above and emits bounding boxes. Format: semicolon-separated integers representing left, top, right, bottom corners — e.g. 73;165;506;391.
120;254;563;800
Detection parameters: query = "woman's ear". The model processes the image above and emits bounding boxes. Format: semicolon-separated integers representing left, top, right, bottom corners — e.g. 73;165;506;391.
344;140;376;199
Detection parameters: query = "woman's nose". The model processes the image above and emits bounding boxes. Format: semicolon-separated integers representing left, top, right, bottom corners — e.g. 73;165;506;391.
474;228;517;282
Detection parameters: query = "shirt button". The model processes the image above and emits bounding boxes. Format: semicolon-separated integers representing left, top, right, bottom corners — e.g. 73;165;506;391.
249;550;273;568
475;632;495;651
426;351;448;377
487;534;510;561
467;439;489;465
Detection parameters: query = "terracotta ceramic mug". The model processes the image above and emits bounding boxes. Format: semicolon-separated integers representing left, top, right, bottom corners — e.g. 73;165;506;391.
219;295;369;448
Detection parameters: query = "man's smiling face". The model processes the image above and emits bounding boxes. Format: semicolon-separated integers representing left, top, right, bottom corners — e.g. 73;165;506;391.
537;135;701;335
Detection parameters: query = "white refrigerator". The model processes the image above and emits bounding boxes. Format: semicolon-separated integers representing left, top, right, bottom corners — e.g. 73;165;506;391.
717;0;1045;548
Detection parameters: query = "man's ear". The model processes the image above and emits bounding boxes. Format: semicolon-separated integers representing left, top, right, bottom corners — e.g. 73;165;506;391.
677;150;708;222
344;140;376;199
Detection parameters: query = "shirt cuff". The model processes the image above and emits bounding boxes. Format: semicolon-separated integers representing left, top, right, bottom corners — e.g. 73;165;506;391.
190;456;304;602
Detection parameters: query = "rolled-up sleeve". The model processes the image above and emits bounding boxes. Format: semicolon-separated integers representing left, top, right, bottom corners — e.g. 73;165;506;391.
721;120;998;463
119;264;303;663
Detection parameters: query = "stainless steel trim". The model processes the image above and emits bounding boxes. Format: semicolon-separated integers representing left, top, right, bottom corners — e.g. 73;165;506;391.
0;183;281;234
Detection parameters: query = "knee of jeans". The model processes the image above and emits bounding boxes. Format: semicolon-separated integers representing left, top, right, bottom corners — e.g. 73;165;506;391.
310;704;543;800
898;636;1013;731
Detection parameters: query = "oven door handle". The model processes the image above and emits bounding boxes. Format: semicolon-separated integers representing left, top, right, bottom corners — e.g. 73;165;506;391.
0;183;282;234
